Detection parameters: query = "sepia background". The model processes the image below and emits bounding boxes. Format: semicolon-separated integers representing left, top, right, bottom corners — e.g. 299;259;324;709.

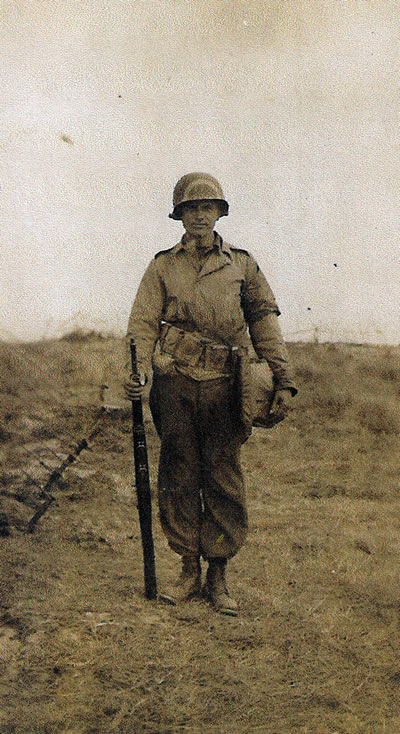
1;0;399;344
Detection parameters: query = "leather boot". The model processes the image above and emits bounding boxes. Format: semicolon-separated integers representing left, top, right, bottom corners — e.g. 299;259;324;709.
159;556;202;605
205;559;238;617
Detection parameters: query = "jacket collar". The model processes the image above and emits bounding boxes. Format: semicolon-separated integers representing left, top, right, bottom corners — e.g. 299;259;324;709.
174;232;232;259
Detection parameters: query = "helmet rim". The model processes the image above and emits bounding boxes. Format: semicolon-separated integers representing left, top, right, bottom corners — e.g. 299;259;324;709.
169;172;229;220
169;198;229;221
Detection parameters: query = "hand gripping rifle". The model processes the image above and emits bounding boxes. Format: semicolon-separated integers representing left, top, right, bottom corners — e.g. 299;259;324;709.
130;339;157;600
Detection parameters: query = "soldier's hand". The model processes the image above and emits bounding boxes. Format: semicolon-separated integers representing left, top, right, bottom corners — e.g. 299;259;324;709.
269;388;293;422
124;371;148;400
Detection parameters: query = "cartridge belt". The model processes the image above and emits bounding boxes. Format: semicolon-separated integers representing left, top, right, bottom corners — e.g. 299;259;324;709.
159;322;235;374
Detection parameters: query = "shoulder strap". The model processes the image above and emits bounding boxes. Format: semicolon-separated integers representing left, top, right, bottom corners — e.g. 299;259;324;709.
154;246;175;260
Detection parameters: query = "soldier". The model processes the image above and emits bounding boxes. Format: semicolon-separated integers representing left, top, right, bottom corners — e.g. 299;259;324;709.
125;173;297;616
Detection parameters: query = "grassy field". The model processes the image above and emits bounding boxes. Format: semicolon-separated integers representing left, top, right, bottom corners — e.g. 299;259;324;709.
1;335;399;733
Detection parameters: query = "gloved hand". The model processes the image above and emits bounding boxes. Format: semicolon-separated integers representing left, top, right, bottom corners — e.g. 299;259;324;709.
269;388;293;423
124;371;148;400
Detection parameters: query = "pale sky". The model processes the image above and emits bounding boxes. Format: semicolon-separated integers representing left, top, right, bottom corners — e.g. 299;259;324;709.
1;0;399;343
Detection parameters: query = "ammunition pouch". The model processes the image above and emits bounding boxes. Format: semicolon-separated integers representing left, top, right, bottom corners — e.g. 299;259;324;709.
157;322;234;376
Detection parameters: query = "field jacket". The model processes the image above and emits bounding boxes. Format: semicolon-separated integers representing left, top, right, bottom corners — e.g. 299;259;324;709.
127;233;297;393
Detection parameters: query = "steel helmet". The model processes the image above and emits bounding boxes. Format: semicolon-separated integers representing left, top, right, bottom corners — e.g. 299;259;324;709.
169;172;229;220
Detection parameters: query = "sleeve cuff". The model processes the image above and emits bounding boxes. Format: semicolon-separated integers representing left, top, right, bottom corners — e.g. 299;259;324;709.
274;380;298;396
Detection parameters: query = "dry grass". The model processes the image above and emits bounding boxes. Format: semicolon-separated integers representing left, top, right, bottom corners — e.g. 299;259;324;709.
1;336;399;733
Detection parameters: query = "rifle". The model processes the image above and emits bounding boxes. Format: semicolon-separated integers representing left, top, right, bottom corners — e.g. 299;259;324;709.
129;339;157;600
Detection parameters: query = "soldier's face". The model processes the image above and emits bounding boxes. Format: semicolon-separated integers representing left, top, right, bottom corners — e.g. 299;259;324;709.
181;201;221;237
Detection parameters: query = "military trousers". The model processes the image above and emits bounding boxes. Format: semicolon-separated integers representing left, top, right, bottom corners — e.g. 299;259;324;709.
149;373;248;560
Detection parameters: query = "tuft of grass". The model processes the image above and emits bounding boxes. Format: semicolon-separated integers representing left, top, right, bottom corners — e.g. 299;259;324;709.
313;392;353;420
358;399;400;435
293;364;319;383
0;424;10;442
59;328;107;342
378;365;400;383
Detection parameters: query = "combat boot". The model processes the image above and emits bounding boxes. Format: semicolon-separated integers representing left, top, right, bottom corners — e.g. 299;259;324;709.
205;558;238;617
159;555;202;605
